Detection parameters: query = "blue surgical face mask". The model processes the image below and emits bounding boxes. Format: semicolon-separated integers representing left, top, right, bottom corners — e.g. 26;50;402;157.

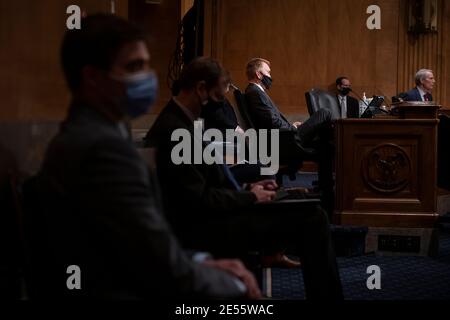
113;71;158;118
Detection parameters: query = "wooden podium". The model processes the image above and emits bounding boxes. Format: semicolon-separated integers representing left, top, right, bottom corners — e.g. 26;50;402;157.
334;102;441;254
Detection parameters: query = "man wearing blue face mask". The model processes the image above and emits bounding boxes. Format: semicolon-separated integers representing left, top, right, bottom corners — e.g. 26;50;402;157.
23;14;261;300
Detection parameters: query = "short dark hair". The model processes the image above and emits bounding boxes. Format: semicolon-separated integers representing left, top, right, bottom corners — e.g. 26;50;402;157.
336;76;349;86
178;57;226;91
61;14;146;92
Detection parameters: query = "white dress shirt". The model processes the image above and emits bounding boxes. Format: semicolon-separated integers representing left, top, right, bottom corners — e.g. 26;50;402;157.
417;87;428;101
251;82;265;93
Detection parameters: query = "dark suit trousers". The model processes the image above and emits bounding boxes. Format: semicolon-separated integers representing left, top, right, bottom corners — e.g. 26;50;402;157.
296;109;333;146
174;204;343;300
230;163;276;184
295;109;335;216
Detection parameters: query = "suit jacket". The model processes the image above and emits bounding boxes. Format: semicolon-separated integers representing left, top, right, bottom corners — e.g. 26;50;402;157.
201;98;239;132
144;99;256;225
26;101;243;299
402;87;433;102
336;95;360;118
245;83;295;131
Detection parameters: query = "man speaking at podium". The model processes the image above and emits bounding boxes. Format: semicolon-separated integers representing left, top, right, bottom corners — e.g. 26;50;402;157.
402;69;435;102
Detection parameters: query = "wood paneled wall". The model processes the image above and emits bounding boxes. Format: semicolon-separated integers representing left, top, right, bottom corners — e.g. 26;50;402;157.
2;0;449;121
397;0;450;107
0;0;182;128
128;0;181;115
0;0;128;121
181;0;195;19
204;0;450;115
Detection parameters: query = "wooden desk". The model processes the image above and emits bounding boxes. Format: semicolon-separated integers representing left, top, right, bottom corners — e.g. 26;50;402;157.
334;116;439;228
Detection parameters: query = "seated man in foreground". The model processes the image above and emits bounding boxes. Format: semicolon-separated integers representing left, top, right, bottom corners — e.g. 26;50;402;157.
25;14;260;299
145;57;343;300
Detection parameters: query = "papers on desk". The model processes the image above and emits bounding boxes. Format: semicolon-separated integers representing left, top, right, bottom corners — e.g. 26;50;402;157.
359;98;373;117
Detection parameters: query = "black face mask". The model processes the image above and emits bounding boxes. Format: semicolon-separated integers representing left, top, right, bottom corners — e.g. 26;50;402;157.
338;87;351;96
202;97;225;113
261;75;273;90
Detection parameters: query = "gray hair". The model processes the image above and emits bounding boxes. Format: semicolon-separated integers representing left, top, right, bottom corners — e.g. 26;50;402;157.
415;69;433;86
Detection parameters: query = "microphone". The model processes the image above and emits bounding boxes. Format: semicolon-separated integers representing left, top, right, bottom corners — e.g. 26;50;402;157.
229;83;240;91
349;88;390;114
348;88;369;108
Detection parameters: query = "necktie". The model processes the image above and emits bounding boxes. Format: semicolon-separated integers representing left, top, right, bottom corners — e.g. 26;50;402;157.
424;94;431;101
340;97;347;118
221;164;242;191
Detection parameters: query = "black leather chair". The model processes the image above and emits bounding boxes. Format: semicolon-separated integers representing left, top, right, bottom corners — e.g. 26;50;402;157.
305;88;341;119
438;114;450;190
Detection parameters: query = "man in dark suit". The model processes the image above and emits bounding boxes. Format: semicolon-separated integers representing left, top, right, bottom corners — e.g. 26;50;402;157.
335;76;360;118
145;57;343;300
401;69;435;102
25;14;261;300
244;58;333;145
244;58;335;216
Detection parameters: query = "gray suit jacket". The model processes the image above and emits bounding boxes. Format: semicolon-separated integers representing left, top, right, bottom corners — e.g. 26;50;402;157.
25;101;243;299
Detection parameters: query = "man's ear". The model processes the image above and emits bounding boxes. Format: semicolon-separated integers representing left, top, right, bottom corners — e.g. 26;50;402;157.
195;80;207;95
256;71;262;80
